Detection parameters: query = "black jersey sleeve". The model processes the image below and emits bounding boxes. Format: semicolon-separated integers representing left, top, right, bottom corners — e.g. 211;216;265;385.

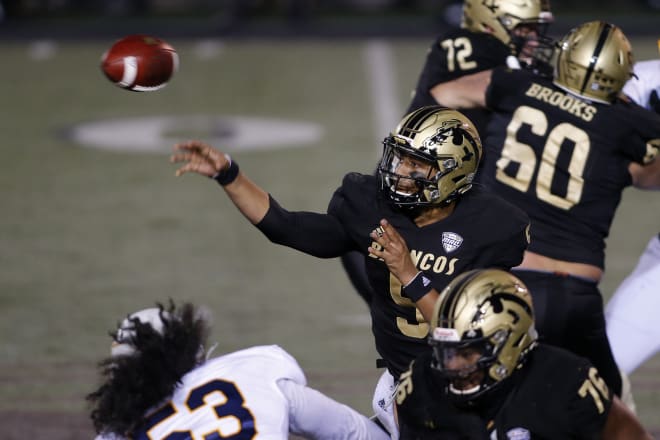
407;30;512;113
614;99;660;165
423;31;512;85
255;194;354;258
564;360;613;437
484;66;525;108
506;345;613;437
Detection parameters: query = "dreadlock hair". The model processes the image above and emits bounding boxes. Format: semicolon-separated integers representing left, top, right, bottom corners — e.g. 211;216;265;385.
87;300;210;436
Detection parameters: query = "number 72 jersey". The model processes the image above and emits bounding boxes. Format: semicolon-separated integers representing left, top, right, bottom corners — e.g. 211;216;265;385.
480;67;660;269
406;28;512;131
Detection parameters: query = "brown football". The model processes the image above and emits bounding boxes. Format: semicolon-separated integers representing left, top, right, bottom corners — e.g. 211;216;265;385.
101;35;178;92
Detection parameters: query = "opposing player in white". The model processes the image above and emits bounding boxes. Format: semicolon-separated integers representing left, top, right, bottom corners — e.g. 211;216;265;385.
88;301;389;440
605;41;660;375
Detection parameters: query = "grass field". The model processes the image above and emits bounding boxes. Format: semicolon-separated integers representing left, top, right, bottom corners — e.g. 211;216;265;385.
0;34;659;439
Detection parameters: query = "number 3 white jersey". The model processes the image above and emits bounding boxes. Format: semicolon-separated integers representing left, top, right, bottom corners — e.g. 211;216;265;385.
98;344;305;440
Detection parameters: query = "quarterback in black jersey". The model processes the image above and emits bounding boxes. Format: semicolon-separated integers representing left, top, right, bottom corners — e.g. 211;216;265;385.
341;0;553;311
395;269;653;440
171;106;530;437
432;21;660;397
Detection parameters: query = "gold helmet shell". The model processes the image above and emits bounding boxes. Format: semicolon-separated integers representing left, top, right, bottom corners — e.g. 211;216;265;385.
462;0;551;49
429;269;538;398
378;106;482;209
554;21;634;104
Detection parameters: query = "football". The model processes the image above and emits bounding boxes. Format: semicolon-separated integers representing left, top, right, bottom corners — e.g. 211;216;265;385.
101;35;178;92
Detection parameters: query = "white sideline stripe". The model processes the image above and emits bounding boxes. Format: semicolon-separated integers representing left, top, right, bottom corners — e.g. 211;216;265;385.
364;40;400;152
69;115;323;153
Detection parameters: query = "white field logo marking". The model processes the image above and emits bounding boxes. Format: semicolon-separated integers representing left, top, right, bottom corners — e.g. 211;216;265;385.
66;115;323;154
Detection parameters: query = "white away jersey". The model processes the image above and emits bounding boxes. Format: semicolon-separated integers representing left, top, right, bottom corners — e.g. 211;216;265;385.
100;345;306;440
623;59;660;110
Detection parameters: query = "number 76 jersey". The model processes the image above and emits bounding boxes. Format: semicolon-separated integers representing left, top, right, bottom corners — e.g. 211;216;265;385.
396;344;613;438
480;67;660;269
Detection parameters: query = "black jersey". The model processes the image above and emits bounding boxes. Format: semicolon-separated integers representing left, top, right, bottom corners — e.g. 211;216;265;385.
481;67;660;268
396;344;612;439
256;173;529;377
407;29;512;132
328;174;529;376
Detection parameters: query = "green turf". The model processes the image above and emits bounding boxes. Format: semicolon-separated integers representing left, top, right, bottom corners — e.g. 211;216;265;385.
0;37;658;437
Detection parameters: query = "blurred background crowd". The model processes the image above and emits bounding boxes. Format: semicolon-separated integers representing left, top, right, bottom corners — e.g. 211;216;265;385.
1;0;658;38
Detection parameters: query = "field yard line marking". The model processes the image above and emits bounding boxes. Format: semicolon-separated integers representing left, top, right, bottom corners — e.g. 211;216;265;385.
193;39;225;59
28;40;58;60
364;40;400;151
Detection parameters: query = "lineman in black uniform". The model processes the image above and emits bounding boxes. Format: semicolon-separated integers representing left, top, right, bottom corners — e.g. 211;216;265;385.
431;21;660;397
170;106;530;436
406;0;554;128
395;269;653;439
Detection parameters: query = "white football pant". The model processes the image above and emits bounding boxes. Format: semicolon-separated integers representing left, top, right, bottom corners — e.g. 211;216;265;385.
605;234;660;374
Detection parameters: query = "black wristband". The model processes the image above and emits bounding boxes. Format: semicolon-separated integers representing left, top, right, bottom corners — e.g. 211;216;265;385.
402;271;433;302
212;156;240;186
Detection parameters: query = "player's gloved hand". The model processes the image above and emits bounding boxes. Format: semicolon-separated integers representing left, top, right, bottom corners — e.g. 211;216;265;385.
649;90;660;115
170;140;229;178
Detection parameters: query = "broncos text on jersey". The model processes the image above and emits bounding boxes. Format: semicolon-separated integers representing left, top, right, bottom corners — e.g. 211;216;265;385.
328;173;530;377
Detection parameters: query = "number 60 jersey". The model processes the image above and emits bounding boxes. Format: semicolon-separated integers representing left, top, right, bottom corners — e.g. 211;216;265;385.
479;67;660;269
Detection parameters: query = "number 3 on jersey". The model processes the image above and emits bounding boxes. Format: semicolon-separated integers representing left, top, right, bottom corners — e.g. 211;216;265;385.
390;273;429;339
134;379;257;439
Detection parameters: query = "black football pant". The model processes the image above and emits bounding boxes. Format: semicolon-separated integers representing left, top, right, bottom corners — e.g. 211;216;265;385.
512;269;622;396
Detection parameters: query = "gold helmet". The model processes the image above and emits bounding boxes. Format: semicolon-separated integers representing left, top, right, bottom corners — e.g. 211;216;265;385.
554;21;634;104
462;0;552;52
377;106;481;209
429;269;538;400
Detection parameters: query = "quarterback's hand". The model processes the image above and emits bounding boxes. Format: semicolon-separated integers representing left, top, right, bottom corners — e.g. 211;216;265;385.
170;140;230;178
369;219;418;286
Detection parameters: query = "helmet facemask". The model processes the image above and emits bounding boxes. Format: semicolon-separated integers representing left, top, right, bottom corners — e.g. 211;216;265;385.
379;136;458;209
462;0;553;64
510;24;557;78
429;326;510;401
111;308;172;357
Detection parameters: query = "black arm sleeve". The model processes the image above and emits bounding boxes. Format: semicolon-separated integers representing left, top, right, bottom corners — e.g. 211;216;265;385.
254;195;354;258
